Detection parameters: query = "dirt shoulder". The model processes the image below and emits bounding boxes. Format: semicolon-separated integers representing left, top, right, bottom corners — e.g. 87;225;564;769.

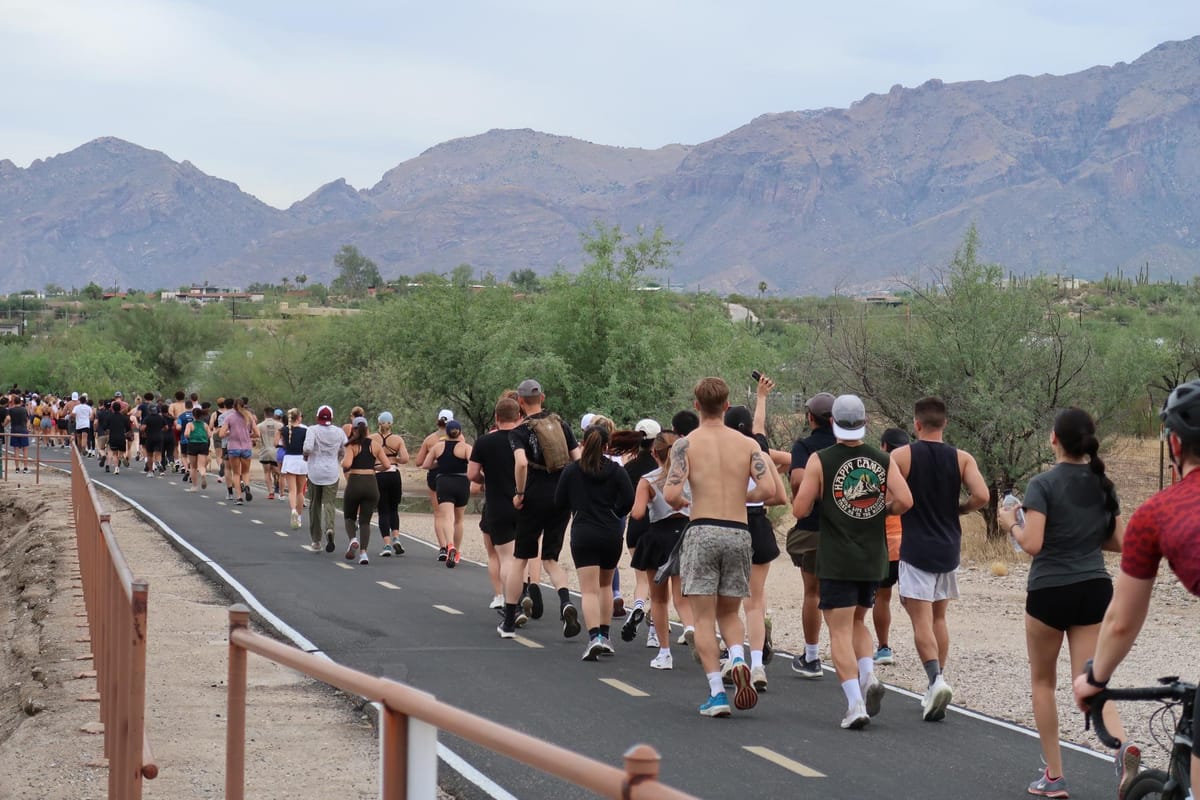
0;472;379;799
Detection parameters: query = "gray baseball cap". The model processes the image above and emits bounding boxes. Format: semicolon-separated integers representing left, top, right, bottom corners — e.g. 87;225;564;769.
831;394;867;441
517;379;543;398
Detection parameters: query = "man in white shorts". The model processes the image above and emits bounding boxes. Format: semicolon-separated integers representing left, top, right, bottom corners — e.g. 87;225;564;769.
890;396;989;721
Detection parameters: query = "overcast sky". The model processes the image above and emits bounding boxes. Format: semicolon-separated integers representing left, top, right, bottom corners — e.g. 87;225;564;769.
3;1;1197;208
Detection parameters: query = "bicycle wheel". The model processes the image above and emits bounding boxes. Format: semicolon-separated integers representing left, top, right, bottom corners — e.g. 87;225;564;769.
1124;768;1176;800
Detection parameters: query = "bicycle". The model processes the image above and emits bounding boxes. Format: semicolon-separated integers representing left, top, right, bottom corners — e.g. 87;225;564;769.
1088;676;1196;799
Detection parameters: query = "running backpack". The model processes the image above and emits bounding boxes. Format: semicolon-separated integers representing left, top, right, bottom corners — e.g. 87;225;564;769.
527;413;570;473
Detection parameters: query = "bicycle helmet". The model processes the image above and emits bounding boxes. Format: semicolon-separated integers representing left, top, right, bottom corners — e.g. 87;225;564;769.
1161;379;1200;442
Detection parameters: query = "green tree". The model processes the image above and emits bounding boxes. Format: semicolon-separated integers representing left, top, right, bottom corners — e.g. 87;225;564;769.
82;282;104;301
103;304;226;390
451;264;474;288
508;269;541;293
330;245;382;297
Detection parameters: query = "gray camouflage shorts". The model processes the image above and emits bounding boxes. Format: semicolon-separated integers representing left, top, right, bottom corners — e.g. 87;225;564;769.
680;520;752;598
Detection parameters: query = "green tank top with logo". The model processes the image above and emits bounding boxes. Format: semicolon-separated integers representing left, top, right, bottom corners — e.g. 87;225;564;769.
188;418;209;445
816;443;891;582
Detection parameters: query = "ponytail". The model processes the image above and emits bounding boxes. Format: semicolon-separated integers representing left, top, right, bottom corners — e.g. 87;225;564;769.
1055;408;1118;532
580;426;609;476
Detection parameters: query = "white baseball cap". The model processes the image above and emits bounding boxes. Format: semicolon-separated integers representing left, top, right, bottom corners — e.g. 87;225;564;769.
634;418;662;438
580;412;596;431
831;395;867;441
437;409;454;423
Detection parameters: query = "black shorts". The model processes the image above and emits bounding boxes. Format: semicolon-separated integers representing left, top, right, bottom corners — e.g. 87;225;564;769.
631;516;687;572
435;475;470;508
626;515;650;550
188;443;210;456
426;470;438;491
570;529;622;570
514;489;569;561
108;439;127;453
144;437;163;453
57;419;68;431
1025;578;1112;632
880;560;900;589
818;579;879;610
180;440;189;455
481;500;517;547
748;508;780;565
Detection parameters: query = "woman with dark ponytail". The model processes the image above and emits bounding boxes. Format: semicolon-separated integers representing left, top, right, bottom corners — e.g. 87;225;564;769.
998;407;1132;798
555;425;634;661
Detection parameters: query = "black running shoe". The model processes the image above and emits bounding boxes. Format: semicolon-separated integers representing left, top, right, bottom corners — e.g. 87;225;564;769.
527;583;544;620
620;607;645;642
561;603;581;638
437;546;448;562
392;540;405;555
244;485;252;503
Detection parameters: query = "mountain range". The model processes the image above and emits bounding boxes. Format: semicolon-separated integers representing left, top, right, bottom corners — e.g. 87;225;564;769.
2;36;1199;295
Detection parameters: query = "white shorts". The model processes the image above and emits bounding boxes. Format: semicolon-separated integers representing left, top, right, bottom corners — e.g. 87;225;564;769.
898;561;959;602
280;454;308;476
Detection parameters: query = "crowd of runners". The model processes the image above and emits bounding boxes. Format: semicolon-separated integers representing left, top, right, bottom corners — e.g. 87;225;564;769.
4;373;1199;800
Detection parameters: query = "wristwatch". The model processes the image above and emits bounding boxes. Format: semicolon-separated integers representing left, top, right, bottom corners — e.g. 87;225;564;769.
1084;659;1108;689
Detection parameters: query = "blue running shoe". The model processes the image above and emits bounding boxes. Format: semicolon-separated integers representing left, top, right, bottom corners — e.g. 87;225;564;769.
873;646;894;665
699;692;731;718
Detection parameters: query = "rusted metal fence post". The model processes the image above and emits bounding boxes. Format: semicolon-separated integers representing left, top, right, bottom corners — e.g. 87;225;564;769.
380;703;408;800
226;605;250;800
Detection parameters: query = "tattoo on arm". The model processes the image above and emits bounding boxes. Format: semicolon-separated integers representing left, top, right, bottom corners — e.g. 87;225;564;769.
749;451;768;484
665;438;690;487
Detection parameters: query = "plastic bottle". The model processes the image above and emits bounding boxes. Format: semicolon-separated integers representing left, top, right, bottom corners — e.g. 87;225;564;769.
1002;493;1026;553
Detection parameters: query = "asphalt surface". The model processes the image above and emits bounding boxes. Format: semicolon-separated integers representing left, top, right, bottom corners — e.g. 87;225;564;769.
81;459;1122;800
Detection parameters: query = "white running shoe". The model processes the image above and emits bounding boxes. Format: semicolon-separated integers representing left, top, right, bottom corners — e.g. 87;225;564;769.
922;675;953;722
841;699;870;730
489;594;504;610
752;664;768;692
646;628;660;649
290;510;300;529
345;538;360;560
650;652;674;670
358;553;369;566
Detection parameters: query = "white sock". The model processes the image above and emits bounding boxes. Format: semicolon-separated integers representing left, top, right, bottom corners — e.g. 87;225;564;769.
684;625;695;634
707;672;724;696
634;598;645;611
841;678;863;707
858;657;875;690
805;643;819;662
751;650;764;669
659;647;671;658
728;644;746;663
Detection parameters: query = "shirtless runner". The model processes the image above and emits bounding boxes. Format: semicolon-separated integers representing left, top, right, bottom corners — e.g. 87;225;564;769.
664;377;774;717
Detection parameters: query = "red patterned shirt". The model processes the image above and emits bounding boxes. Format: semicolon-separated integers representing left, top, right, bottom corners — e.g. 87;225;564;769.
1120;469;1200;595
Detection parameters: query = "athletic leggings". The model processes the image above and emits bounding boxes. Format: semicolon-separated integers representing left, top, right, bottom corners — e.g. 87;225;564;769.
375;470;402;535
343;474;379;547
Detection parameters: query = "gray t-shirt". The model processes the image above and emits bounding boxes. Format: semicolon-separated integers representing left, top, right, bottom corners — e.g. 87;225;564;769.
1023;462;1117;591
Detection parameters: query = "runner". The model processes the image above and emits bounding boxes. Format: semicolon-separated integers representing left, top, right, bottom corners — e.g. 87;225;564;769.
620;419;665;647
167;390;188;471
209;398;226;484
372;412;409;557
630;431;694;669
279;409;309;529
105;400;132;475
890;396;989;721
1072;379;1200;800
873;427;911;665
556;424;634;660
664;377;773;717
303;405;346;553
469;398;521;618
724;374;789;691
991;408;1127;796
140;402;169;476
415;410;454;560
786;392;837;678
73;393;93;455
182;405;211;492
218;398;258;505
422;420;473;568
95;399;112;468
340;416;390;564
257;408;283;500
176;400;195;483
499;379;582;640
792;394;913;729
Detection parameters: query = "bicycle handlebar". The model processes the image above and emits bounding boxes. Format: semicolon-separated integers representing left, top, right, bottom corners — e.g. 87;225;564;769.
1087;682;1197;750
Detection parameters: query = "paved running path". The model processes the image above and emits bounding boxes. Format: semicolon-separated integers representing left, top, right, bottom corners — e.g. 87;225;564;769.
83;461;1120;799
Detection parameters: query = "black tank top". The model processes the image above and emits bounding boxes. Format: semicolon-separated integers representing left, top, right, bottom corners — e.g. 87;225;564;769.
436;439;469;476
349;440;377;470
282;425;307;456
899;440;964;573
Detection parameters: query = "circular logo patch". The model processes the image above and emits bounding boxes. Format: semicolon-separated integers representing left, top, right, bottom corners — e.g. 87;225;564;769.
831;456;887;519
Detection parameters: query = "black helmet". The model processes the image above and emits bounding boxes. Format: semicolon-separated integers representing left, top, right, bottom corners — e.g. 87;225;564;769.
1161;379;1200;442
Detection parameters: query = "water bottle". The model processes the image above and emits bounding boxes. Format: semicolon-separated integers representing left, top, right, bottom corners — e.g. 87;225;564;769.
1002;493;1026;553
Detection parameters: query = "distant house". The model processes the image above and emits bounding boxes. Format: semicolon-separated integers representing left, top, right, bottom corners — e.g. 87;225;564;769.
160;285;264;304
0;321;22;336
862;293;905;307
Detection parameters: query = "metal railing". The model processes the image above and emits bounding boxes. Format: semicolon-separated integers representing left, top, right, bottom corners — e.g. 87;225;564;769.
226;605;697;800
71;446;158;797
1;430;76;482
